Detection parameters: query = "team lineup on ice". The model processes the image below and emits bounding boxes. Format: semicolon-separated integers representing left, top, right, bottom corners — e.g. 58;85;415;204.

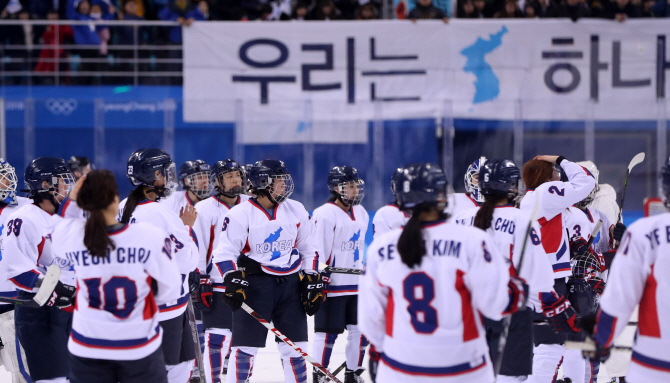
0;149;664;383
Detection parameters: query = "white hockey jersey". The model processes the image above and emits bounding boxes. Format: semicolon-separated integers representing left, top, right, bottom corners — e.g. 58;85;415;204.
447;192;480;218
590;184;620;226
50;220;181;361
193;195;249;293
593;212;670;382
211;198;319;282
161;191;199;216
451;205;556;313
118;198;199;321
359;220;511;378
372;203;408;239
313;202;368;297
0;197;32;303
564;206;613;254
520;160;595;279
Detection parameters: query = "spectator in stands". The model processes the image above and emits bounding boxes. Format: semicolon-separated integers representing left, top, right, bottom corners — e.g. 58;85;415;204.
524;0;540;16
67;0;108;83
357;2;378;18
117;0;145;44
292;2;309;19
472;0;492;16
605;0;641;20
35;9;74;80
546;0;591;19
494;0;523;17
651;0;670;16
640;0;656;15
408;0;448;19
88;3;115;55
198;0;210;18
159;0;205;44
310;0;341;19
459;0;480;17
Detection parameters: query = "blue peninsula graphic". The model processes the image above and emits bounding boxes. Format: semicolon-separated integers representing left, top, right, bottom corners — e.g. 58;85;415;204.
460;26;508;104
264;227;283;261
350;230;361;262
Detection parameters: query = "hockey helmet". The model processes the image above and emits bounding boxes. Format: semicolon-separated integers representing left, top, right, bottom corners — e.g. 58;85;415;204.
179;160;211;199
479;159;521;200
396;163;449;211
465;156;486;203
24;156;75;203
247;159;294;203
327;166;365;206
0;159;18;206
126;148;177;198
210;159;245;198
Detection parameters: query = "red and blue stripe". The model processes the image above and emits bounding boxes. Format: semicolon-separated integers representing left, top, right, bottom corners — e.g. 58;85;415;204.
158;293;190;312
261;258;302;275
381;353;486;376
70;325;161;350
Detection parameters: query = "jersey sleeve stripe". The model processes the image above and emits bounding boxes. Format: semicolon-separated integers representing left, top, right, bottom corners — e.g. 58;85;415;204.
381;353;487;377
552;262;571;272
158;294;190;312
593;308;617;347
57;197;71;217
70;325;161;349
631;351;670;372
325;285;358;293
10;270;40;291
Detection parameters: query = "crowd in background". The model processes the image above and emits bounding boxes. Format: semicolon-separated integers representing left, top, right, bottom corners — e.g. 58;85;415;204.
0;0;667;85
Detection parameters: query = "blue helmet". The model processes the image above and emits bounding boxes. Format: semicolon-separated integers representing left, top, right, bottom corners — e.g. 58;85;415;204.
395;163;449;211
211;159;245;197
0;159;18;206
479;159;521;200
327;166;365;206
566;278;600;316
390;167;403;198
68;156;94;179
126;148;177;198
24;157;75;204
465;156;487;203
247;159;294;203
662;157;670;207
179;160;211;199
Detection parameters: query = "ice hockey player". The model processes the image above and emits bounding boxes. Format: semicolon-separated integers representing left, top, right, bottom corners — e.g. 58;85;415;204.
192;159;249;382
162;159;211;215
50;169;182;383
576;161;620;225
452;158;573;382
372;168;409;238
68;156;94;181
211;159;323;383
0;159;35;382
311;166;369;383
448;156;486;217
583;157;670;383
1;157;78;383
118;148;200;383
359;162;528;383
519;155;596;383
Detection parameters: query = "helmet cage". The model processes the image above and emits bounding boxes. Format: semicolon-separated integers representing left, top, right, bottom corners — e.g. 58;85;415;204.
265;174;294;204
183;171;211;199
0;160;18;205
465;157;486;203
334;179;365;206
31;172;76;201
576;186;597;209
571;252;600;280
214;168;245;198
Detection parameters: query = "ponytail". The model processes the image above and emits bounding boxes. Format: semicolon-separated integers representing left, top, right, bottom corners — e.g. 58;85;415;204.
397;206;430;268
474;194;508;231
121;186;145;224
77;169;118;258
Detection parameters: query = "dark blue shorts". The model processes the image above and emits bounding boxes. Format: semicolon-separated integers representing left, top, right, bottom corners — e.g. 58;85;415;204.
231;273;307;348
15;299;72;381
314;295;358;334
70;347;168;383
484;309;533;376
160;312;195;365
202;292;233;331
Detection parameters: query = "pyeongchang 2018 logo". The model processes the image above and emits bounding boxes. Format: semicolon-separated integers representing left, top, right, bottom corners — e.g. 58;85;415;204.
45;98;78;116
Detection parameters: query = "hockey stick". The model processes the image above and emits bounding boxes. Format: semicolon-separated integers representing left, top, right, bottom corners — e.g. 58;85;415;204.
323;266;362;275
240;303;343;383
585;220;603;249
564;340;632;352
614;152;644;247
332;361;346;376
0;265;61;307
494;196;541;376
186;297;208;383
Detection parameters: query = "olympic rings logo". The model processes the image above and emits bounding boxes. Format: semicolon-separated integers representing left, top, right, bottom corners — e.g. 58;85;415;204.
45;98;78;116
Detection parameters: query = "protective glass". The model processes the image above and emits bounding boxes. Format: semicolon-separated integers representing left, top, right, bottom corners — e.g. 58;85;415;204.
270;174;294;203
185;171;211;199
0;160;18;205
336;179;365;206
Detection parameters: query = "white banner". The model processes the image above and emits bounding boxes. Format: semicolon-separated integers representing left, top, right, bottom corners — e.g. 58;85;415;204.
183;20;670;143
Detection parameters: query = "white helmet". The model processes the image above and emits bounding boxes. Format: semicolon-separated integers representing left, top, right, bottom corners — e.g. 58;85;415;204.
464;156;487;203
0;159;18;206
577;161;599;185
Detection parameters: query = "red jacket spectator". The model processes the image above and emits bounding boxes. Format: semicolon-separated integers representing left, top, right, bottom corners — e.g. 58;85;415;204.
35;24;74;72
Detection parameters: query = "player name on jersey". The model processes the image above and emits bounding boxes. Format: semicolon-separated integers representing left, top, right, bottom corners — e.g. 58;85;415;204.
64;246;154;266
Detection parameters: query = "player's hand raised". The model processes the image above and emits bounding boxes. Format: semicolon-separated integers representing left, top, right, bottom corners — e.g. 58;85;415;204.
68;174;87;201
180;205;197;227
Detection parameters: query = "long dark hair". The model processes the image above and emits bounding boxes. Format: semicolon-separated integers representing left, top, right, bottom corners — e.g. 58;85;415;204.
121;186;146;224
522;159;554;190
474;194;507;230
397;204;435;268
77;170;118;257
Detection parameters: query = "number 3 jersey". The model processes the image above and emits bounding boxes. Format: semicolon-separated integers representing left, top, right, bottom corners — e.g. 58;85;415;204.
211;198;319;281
359;220;512;377
50;220;181;361
118;198;199;320
312;202;368;297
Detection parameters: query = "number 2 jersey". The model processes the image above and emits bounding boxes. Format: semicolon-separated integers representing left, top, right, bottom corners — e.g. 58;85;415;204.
593;212;670;382
359;220;513;378
519;159;596;279
211;198;319;281
50;220;181;361
313;202;368;297
118;198;199;320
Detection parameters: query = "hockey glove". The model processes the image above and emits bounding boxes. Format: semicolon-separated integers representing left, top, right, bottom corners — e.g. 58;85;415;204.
222;270;248;311
579;314;612;363
503;276;528;315
300;272;325;316
194;274;213;312
544;296;580;334
570;236;591;259
368;344;381;383
46;281;76;309
610;223;626;244
188;270;200;293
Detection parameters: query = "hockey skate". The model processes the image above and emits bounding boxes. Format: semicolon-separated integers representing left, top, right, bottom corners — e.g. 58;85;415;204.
344;368;365;383
312;366;330;383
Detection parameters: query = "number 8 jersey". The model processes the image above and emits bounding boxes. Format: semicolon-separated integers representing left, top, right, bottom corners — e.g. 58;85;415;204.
359;219;513;382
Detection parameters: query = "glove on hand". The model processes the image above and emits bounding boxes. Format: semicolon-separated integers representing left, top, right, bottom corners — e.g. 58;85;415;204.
222;270;248;311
